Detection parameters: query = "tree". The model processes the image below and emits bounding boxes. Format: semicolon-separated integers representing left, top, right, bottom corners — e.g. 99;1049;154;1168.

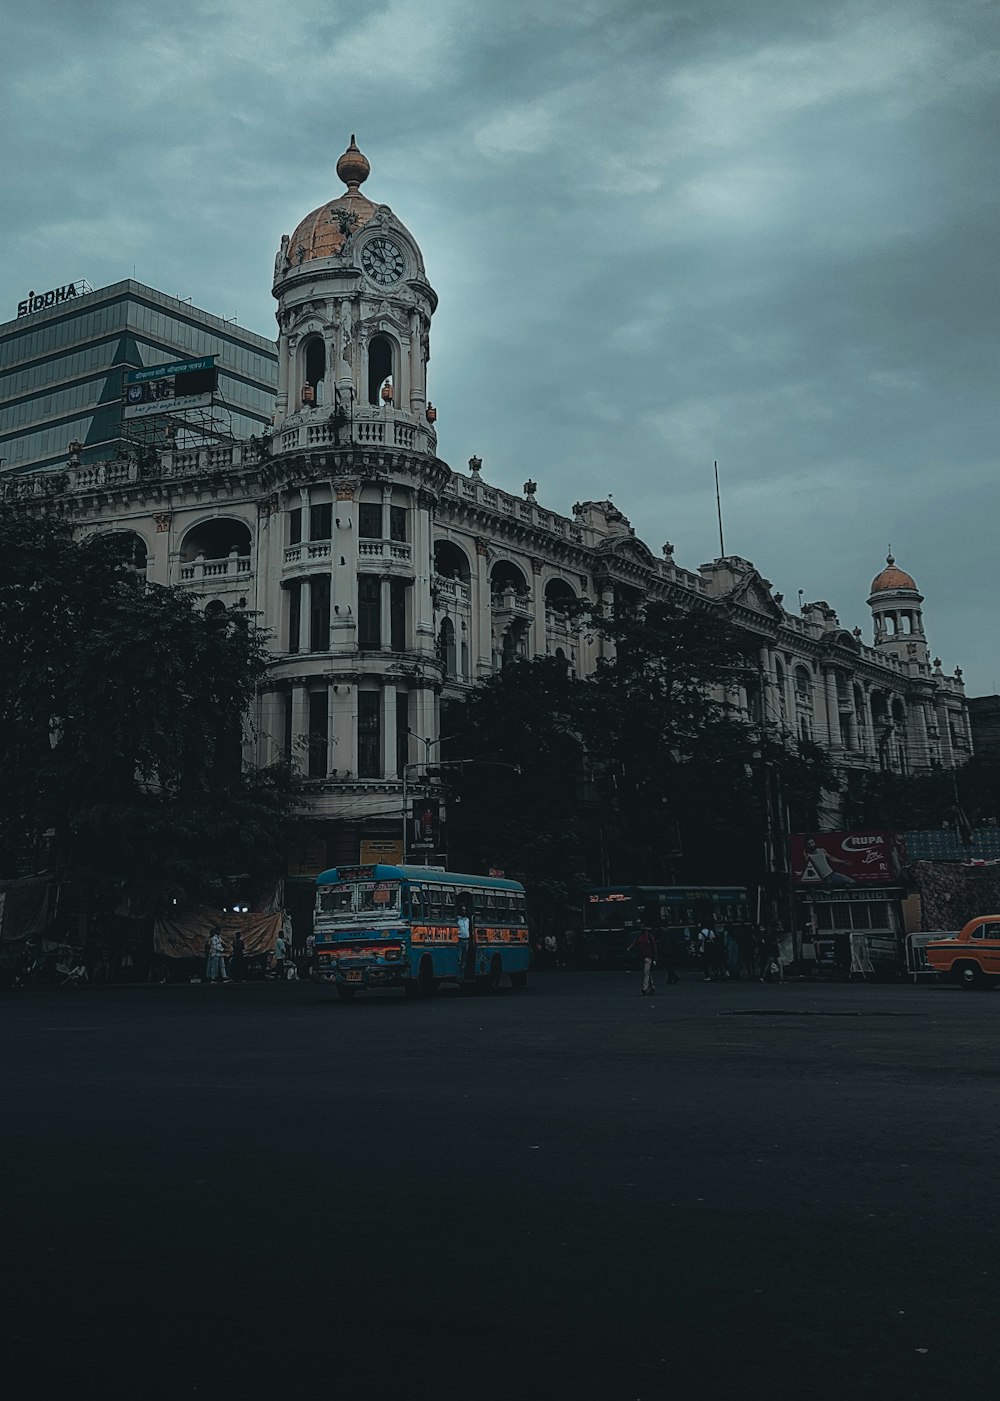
441;598;836;908
0;514;296;908
442;656;591;930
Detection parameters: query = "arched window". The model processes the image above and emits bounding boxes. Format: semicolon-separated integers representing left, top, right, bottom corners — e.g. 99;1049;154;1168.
304;338;326;406
96;530;148;577
491;560;528;602
180;518;253;563
544;578;577;615
434;540;472;584
368;335;394;405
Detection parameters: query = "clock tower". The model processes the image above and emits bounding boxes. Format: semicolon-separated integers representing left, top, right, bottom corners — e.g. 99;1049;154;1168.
271;135;437;437
261;138;448;839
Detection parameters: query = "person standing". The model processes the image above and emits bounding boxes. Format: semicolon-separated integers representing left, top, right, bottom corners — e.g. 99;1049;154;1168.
457;904;472;979
699;925;715;981
628;924;658;996
230;930;246;982
305;931;316;980
273;930;287;982
205;926;229;984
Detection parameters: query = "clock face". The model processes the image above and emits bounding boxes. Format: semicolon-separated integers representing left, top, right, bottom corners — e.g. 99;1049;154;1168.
361;237;405;287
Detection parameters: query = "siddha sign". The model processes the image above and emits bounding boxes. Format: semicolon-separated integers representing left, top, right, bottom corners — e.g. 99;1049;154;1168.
17;281;90;318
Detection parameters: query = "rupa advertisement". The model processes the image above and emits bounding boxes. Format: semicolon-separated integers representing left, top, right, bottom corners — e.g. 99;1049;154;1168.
790;832;906;886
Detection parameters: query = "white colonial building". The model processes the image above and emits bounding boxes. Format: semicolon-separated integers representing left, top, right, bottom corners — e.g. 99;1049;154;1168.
0;138;970;869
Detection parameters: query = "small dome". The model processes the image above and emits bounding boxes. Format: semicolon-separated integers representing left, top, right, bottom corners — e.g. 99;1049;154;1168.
870;553;918;593
287;136;378;266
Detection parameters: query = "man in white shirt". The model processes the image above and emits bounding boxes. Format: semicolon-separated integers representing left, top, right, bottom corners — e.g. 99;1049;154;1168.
274;932;287;981
206;926;229;983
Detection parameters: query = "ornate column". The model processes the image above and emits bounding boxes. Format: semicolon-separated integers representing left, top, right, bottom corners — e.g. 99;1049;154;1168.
823;668;841;748
298;580;311;654
331;682;356;776
474;538;492;676
380;578;392;649
331;479;357;655
863;685;876;759
258;689;284;768
291;684;309;772
531;559;546;657
936;698;954;767
382;685;398;778
411;490;436;651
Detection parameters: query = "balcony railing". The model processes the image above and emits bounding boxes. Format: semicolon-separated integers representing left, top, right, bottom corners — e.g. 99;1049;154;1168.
178;555;251;582
433;574;471;604
357;540;412;563
492;588;533;620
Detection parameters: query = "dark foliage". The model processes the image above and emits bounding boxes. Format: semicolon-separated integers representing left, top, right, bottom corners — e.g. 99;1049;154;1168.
442;599;837;922
0;514;297;907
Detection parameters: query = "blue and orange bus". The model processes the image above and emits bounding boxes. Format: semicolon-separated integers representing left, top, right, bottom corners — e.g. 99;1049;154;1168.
314;864;530;1000
582;884;751;966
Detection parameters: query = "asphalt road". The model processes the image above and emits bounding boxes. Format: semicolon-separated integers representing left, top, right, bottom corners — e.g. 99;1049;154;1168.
3;972;999;1401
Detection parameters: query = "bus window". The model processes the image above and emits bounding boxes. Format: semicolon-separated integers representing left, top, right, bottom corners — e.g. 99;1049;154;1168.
358;881;400;915
485;891;497;914
473;891;487;917
428;887;443;919
319;885;353;915
408;886;426;920
441;887;457;916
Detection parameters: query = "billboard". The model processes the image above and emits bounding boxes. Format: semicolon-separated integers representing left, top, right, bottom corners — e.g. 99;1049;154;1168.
790;831;906;887
122;357;217;419
410;798;440;852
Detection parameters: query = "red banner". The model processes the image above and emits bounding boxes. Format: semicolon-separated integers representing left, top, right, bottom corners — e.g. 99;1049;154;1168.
790;832;906;886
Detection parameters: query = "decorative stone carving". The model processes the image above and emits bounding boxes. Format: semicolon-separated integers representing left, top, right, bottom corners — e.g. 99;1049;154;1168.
153;513;172;533
468;456;482;476
273;235;289;281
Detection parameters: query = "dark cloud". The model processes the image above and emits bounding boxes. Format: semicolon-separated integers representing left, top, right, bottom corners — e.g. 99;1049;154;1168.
2;0;998;689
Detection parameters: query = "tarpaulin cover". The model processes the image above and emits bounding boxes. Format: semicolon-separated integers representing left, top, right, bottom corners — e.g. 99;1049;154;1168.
0;877;53;967
153;908;281;960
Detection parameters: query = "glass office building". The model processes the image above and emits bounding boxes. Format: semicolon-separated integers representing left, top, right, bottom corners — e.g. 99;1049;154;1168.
0;280;278;475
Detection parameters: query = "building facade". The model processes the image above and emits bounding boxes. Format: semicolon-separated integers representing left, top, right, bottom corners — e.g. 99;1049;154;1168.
0;279;278;475
0;138;971;872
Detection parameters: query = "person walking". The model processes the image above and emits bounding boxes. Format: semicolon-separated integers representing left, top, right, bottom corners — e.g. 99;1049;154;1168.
628;924;658;996
273;930;287;981
205;926;229;984
305;931;316;980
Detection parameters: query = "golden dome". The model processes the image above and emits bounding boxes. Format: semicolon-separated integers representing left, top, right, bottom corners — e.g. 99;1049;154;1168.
287;136;377;266
870;554;918;593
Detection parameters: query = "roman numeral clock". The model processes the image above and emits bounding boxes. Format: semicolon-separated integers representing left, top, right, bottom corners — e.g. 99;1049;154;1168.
361;236;406;287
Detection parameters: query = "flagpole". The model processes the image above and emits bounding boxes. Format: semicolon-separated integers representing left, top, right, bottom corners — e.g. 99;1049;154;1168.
714;460;726;557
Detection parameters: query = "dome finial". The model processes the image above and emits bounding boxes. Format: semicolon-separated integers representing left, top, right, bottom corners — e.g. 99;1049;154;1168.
886;544;894;566
337;134;371;193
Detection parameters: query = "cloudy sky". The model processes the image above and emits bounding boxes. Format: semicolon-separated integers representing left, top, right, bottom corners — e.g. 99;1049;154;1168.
3;0;998;691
